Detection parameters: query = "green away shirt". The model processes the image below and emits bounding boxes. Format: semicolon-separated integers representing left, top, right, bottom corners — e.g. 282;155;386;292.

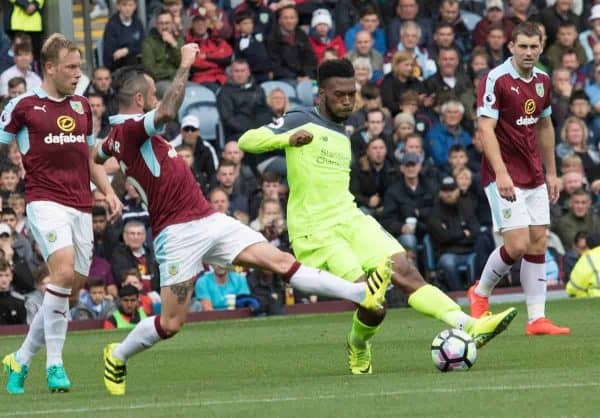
238;107;359;241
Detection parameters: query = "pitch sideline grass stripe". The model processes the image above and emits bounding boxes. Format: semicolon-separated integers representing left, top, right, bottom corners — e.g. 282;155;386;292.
1;381;599;416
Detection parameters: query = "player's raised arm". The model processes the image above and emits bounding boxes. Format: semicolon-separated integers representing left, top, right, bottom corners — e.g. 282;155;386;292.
536;116;559;204
153;43;199;127
239;111;309;153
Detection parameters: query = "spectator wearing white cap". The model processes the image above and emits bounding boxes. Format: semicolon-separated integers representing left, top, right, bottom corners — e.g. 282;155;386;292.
580;5;600;62
308;9;346;64
473;0;516;47
171;115;219;182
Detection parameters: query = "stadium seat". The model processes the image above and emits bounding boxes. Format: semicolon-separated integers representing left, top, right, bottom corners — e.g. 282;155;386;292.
178;84;218;121
260;80;297;100
185;104;223;145
296;79;315;107
95;38;104;68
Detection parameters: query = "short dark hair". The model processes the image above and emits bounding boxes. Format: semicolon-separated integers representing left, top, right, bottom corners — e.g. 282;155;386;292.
7;77;26;90
13;42;32;56
449;144;467;154
511;21;542;43
360;82;380;100
557;21;577;31
92;205;107;217
112;65;151;108
569;90;590;104
218;159;236;169
487;22;504;34
0;259;11;272
434;22;454;33
234;10;253;24
366;107;384;120
122;268;141;281
317;58;355;86
93;66;110;77
276;5;297;19
87;92;105;103
118;284;139;298
261;171;281;184
359;4;378;18
0;165;18;175
1;207;16;217
571;188;591;199
88;277;106;289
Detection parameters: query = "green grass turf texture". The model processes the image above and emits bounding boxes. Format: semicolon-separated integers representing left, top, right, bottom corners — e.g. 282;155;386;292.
0;299;597;418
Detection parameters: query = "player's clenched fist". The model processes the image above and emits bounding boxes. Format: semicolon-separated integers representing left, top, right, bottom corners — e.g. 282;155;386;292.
289;129;313;147
180;43;200;69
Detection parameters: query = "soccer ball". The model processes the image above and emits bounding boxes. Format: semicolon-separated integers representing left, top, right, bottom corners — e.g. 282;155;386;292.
431;329;477;372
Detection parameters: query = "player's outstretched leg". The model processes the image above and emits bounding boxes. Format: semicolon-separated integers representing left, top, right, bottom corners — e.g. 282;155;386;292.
104;279;194;395
391;253;517;348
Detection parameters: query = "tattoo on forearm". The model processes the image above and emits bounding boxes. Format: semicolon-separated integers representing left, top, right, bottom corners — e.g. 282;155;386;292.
160;67;190;116
169;280;193;305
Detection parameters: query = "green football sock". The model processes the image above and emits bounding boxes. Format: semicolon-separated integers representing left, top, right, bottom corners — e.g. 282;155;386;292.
408;284;473;330
348;310;380;349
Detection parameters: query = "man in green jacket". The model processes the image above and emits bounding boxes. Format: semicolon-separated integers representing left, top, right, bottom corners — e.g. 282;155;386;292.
553;189;600;249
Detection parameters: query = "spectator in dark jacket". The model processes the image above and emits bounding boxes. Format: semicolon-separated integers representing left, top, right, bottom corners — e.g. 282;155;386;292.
382;152;437;250
386;0;433;50
426;176;479;291
92;206;120;261
217;59;273;141
423;47;470;98
84;67;118;117
185;13;233;92
533;0;581;47
334;0;381;39
102;0;144;71
111;221;159;291
267;6;318;81
350;138;397;219
380;50;425;116
233;0;275;39
434;0;472;60
233;11;274;83
0;260;25;325
349;108;394;161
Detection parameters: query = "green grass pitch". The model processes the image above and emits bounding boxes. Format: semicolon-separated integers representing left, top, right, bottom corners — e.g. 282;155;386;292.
0;299;598;418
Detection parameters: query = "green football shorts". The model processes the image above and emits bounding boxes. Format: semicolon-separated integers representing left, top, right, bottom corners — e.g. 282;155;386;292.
291;210;404;281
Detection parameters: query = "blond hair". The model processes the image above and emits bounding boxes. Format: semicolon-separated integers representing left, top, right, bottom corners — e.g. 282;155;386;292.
560;116;589;147
41;33;80;73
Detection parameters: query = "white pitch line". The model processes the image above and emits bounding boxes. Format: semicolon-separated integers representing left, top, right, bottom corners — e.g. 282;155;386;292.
1;381;598;416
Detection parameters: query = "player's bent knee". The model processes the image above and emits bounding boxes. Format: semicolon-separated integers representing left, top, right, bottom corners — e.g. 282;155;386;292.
391;254;425;288
160;316;185;337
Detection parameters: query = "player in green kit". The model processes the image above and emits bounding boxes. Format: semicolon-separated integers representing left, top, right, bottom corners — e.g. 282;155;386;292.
239;59;517;374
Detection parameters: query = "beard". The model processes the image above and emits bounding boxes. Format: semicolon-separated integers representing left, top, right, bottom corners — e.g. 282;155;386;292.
324;98;348;124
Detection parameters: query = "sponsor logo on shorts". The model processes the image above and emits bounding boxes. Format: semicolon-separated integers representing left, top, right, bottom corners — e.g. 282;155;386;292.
502;208;511;219
168;264;179;276
46;231;57;243
57;115;76;132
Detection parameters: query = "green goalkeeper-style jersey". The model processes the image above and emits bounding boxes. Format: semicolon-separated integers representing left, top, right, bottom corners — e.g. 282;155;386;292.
238;107;359;241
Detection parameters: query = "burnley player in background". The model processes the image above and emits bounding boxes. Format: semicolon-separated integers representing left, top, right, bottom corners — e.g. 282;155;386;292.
96;44;389;396
469;22;570;336
1;34;122;394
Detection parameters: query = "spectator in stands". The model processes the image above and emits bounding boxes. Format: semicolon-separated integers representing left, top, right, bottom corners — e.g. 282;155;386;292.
4;0;44;60
234;0;274;40
247;269;285;315
267;6;317;82
396;90;434;136
425;99;472;167
0;220;35;296
249;171;284;221
103;285;146;329
555;170;587;220
546;22;587;71
84;67;118;117
423;47;469;99
551;67;574;128
444;144;469;176
121;181;150;228
387;21;436;81
92;206;119;261
557;116;600;182
350;138;397;219
351;57;373;93
176;143;208;191
111;220;159;290
535;0;581;47
345;82;393;136
208;187;230;215
217;59;272;141
0;42;42;97
473;0;515;47
380;50;424;116
427;176;478;290
0;42;40;98
564;230;590;285
350;108;393;161
483;24;510;69
23;265;48;324
71;277;116;320
427;22;458;62
250;198;290;251
0;165;20;201
506;0;539;26
1;208;35;273
222;140;258;198
559;49;588;93
7;193;25;234
309;9;345;64
0;76;25;112
88;93;110;140
89;255;117;298
387;0;432;50
102;0;144;71
171;115;219;180
141;9;184;96
0;259;25;325
190;0;232;40
233;11;274;83
346;31;384;82
580;5;600;62
467;48;490;82
566;232;600;297
344;5;386;55
195;265;255;311
121;269;154;315
569;91;600;145
391;112;416;155
334;0;381;39
382;152;437;250
186;13;233;92
435;0;471;59
266;87;289;118
553;189;600;249
214;160;250;223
